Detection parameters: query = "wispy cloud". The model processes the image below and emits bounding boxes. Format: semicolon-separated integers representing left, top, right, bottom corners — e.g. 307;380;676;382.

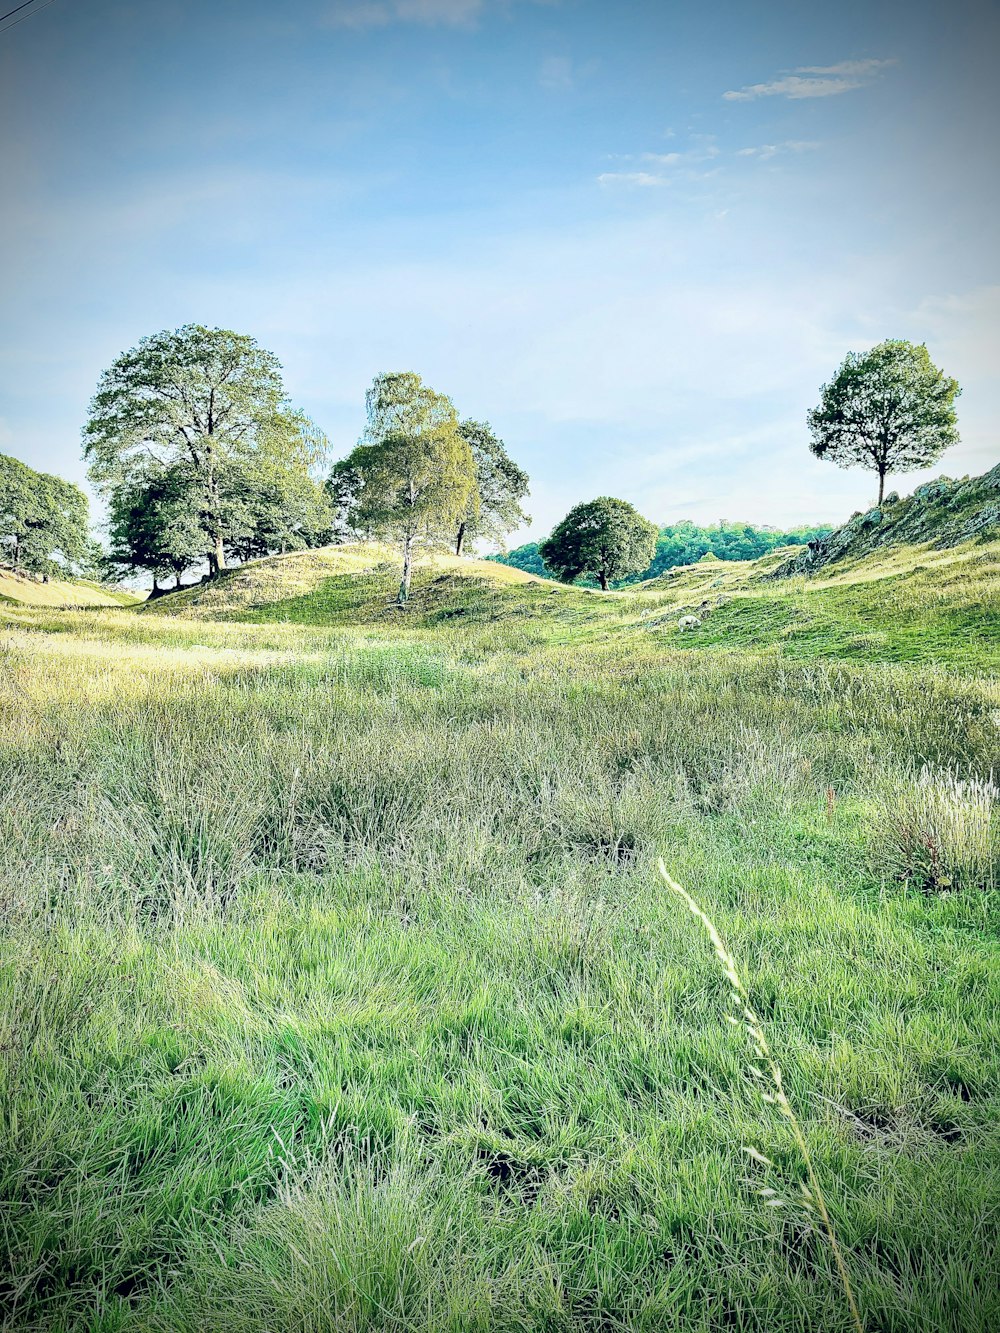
597;171;666;188
737;140;821;161
724;58;893;101
597;140;721;187
325;0;485;29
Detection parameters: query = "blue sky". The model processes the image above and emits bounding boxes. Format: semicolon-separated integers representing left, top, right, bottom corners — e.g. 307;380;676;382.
1;0;997;540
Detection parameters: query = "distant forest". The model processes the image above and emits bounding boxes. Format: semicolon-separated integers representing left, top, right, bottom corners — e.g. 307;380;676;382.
490;520;834;586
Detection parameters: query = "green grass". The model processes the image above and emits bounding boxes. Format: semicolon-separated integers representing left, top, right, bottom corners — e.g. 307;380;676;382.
1;543;999;1331
140;534;1000;673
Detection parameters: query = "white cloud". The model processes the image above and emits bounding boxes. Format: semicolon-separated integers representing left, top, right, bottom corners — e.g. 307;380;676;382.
737;140;821;161
596;171;667;187
724;58;892;101
796;60;894;78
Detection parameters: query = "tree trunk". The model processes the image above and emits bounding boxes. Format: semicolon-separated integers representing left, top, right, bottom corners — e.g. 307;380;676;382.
598;570;608;591
398;533;414;604
214;532;226;574
877;470;886;505
455;522;466;557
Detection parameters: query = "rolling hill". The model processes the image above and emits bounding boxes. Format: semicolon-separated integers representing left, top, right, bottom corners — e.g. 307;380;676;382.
3;465;1000;1333
140;466;1000;671
0;567;138;608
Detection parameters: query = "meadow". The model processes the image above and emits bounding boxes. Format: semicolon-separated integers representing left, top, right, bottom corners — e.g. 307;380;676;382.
1;546;999;1332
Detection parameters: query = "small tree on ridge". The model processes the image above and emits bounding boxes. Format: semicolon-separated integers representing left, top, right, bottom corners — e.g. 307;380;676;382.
808;340;960;504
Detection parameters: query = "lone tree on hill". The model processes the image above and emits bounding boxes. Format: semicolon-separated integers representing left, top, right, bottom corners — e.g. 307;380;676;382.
83;325;329;577
453;420;529;556
335;372;476;603
540;496;658;591
808;340;960;505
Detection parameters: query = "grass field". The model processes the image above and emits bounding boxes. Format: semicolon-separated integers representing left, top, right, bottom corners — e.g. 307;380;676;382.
1;539;999;1332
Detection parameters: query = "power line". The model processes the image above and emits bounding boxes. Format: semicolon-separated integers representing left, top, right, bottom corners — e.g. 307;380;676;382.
0;0;37;22
0;0;57;35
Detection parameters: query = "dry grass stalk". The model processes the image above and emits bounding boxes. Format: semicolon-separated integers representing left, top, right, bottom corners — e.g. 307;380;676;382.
658;860;864;1333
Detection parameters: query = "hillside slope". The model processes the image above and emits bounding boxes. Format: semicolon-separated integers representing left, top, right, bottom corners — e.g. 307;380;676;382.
772;461;1000;577
143;543;581;624
0;567;137;608
136;526;1000;671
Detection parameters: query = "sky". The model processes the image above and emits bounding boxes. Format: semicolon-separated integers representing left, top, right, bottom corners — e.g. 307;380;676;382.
1;0;998;542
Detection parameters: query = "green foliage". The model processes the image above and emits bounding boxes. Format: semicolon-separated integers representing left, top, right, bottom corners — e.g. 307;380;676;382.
83;324;328;576
453;420;530;555
539;496;658;589
808;340;961;503
0;452;90;576
495;520;833;585
106;471;206;589
333;373;476;602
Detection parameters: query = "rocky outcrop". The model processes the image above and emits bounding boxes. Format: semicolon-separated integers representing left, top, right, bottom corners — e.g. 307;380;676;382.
771;461;1000;577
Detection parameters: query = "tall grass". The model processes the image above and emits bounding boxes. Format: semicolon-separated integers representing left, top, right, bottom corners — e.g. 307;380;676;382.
659;864;863;1333
1;603;999;1330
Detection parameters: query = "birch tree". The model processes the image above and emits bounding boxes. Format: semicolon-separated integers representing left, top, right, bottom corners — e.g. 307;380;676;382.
336;373;475;603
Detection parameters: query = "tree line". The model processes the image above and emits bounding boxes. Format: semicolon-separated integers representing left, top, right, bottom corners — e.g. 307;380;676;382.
493;518;836;586
0;328;962;595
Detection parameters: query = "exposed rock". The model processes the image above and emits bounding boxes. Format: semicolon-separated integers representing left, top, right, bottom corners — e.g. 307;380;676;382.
770;461;1000;578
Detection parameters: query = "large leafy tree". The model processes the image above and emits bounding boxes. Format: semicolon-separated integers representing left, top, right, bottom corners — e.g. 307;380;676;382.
335;372;475;603
453;420;529;556
540;496;657;591
0;453;90;576
83;324;327;575
808;340;960;504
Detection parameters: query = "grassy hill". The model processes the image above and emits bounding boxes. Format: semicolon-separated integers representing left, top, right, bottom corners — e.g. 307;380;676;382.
2;481;999;1332
0;566;138;608
141;520;1000;671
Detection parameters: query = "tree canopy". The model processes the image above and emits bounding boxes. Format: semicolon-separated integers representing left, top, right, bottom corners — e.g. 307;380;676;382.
453;420;530;555
0;453;90;577
105;471;205;591
808;340;960;504
539;496;658;591
335;372;476;602
83;324;330;578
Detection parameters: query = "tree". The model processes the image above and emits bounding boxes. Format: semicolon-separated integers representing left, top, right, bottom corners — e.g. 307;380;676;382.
539;496;658;591
0;453;90;576
453;420;529;556
325;459;366;541
222;411;333;561
334;372;475;603
106;471;205;591
83;324;326;576
808;340;960;505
